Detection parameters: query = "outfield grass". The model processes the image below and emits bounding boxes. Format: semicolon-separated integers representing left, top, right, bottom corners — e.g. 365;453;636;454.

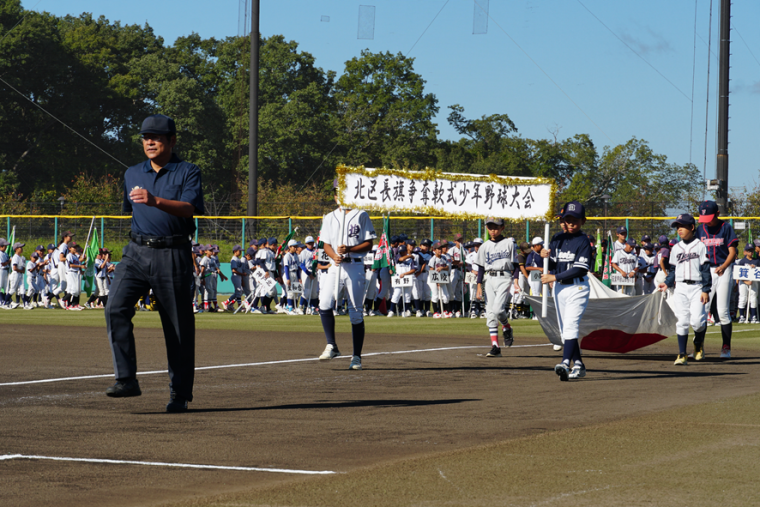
3;308;760;349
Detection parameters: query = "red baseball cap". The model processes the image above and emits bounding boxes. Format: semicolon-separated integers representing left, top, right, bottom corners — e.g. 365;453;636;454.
697;200;719;223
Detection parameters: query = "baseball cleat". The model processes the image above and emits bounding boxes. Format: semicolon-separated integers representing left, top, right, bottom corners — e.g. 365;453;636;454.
692;342;705;361
470;312;478;319
554;363;570;381
105;379;142;398
386;311;394;318
720;345;731;359
348;356;362;370
569;364;586;379
486;345;501;357
416;311;423;317
433;312;441;319
319;344;340;360
553;344;562;351
502;325;514;348
674;354;688;366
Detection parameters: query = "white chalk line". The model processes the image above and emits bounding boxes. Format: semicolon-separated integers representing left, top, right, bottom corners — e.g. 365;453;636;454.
0;344;552;387
0;454;335;475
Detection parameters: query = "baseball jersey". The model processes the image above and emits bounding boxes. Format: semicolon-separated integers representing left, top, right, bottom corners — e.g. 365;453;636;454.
449;245;463;266
230;255;243;276
256;248;276;272
427;254;450;272
282;252;300;280
58;242;69;257
697;221;738;267
199;255;218;275
26;260;37;281
66;252;80;273
395;251;416;275
664;238;711;290
547;231;593;281
318;208;377;263
12;253;26;273
96;258;110;279
613;239;626;255
612;249;638;273
47;251;59;275
475;237;515;272
736;257;760;268
418;250;432;272
0;250;9;271
465;250;478;272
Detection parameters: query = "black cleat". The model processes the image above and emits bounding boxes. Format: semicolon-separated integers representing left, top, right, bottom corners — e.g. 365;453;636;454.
486;345;502;357
105;379;142;398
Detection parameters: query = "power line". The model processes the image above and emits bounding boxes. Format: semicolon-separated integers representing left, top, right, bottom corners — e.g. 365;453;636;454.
0;76;129;168
0;0;44;44
702;0;715;200
406;0;449;56
575;0;692;102
473;0;613;142
732;24;760;69
689;0;698;165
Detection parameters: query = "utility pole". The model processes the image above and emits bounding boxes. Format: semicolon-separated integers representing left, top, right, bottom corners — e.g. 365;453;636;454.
715;0;730;213
248;0;259;231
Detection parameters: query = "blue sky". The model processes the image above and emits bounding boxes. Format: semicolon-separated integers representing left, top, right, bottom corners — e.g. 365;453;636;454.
27;0;760;193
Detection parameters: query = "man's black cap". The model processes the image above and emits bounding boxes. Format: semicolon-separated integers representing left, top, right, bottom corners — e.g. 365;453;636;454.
140;114;176;135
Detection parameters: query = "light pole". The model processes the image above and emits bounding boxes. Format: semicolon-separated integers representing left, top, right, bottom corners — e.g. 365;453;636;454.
601;194;611;237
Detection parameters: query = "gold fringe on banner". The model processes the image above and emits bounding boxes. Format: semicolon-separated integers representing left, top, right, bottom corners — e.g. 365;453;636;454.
335;165;559;223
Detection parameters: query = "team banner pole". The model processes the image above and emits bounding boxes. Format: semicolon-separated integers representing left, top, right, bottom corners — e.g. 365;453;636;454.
83;217;96;261
541;223;550;318
333;208;347;311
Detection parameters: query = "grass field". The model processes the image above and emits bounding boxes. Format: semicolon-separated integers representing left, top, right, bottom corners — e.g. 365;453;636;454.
1;310;760;507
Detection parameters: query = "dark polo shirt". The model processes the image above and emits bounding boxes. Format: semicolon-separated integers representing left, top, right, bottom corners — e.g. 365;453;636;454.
122;154;204;237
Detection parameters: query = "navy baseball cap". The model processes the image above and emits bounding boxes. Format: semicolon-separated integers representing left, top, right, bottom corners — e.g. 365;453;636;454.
47;243;55;250
421;239;432;247
398;233;408;241
641;235;651;242
0;238;8;247
485;216;504;225
643;242;654;251
616;226;627;235
671;213;696;228
625;238;636;247
745;244;754;252
669;239;678;246
233;244;242;252
658;235;669;244
407;239;417;246
268;237;277;245
246;247;256;256
698;200;719;223
35;245;44;251
561;201;585;219
390;235;399;243
140;114;176;135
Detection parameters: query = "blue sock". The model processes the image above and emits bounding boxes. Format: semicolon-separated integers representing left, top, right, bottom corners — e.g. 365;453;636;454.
287;298;294;308
677;334;688;355
310;298;318;308
319;309;336;346
352;321;365;357
751;308;758;320
563;340;579;365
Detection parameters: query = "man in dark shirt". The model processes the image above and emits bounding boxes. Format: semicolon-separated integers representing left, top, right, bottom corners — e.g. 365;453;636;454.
105;114;204;413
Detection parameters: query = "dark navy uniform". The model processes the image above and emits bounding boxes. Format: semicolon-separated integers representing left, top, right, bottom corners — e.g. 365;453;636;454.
105;115;203;410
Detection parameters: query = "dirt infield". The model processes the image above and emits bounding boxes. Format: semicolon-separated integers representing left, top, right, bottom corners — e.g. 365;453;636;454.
1;321;759;507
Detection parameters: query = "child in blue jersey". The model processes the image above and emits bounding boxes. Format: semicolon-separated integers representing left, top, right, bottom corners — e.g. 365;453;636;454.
540;201;593;381
222;245;244;312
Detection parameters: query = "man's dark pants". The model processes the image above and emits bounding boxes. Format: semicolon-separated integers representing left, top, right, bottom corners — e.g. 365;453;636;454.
106;241;195;401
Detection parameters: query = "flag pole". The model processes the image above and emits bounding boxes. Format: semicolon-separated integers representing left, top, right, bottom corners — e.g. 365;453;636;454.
541;223;550;318
83;217;96;264
333;207;347;310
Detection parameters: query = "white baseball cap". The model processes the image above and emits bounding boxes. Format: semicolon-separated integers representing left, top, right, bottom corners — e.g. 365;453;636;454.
473;238;484;245
304;236;315;243
531;237;544;246
287;239;297;247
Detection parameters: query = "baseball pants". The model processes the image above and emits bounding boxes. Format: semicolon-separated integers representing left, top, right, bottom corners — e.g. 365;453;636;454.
429;280;449;304
363;269;377;301
319;262;365;325
96;276;110;297
391;283;411;304
484;275;512;329
673;283;707;335
413;271;431;301
230;274;243;302
203;274;217;301
9;272;23;296
302;272;319;301
66;272;81;296
737;281;757;311
553;278;590;342
450;270;463;302
0;269;8;294
708;265;734;325
376;267;391;300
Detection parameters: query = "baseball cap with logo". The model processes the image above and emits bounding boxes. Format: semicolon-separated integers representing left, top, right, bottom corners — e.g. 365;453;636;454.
641;235;651;242
658;235;669;244
268;237;277;245
531;237;544;246
304;236;315;244
625;238;636;247
698;200;719;223
473;238;484;245
643;242;654;251
669;239;678;247
616;226;627;235
745;244;754;252
671;213;696;228
246;247;256;256
485;216;504;226
47;243;55;250
561;201;585;219
140;114;176;135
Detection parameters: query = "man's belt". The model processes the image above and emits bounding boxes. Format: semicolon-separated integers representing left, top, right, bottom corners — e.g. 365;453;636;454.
131;232;191;248
487;270;510;277
559;276;587;285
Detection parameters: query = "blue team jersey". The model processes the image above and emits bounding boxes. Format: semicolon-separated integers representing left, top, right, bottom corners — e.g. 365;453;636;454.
526;250;541;269
736;257;760;267
548;231;593;275
697;221;738;266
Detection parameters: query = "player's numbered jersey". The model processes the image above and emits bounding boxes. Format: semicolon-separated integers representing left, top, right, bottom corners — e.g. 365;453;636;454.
282;252;300;277
548;232;592;273
319;208;377;263
427;254;449;273
395;256;415;274
612;250;638;272
697;221;738;266
66;253;80;273
669;239;709;282
475;237;515;272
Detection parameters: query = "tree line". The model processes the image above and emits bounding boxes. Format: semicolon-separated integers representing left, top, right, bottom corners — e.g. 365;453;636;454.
0;1;704;217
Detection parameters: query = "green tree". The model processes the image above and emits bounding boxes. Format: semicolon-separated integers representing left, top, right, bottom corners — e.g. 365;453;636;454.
332;50;439;168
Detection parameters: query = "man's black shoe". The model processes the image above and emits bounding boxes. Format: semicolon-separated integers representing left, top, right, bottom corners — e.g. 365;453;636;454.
105;379;142;398
166;397;188;413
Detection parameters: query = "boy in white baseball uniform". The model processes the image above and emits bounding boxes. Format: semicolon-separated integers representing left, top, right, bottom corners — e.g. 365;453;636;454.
388;243;415;317
64;243;84;310
300;236;319;314
8;242;26;309
657;214;711;365
222;245;245;311
611;239;638;295
475;217;515;357
282;240;301;314
428;242;451;318
735;245;758;324
317;180;377;370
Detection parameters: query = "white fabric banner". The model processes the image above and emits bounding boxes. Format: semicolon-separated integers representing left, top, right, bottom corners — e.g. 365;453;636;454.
336;166;555;221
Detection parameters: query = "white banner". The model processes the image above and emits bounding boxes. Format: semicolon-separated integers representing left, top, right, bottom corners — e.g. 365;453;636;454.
289;281;303;293
336;166;555;221
391;275;414;288
465;272;478;284
610;273;635;286
429;271;450;284
529;270;541;282
733;264;760;281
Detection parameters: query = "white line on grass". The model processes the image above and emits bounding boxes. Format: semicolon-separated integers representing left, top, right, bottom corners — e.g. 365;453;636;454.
0;454;336;474
0;344;552;387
